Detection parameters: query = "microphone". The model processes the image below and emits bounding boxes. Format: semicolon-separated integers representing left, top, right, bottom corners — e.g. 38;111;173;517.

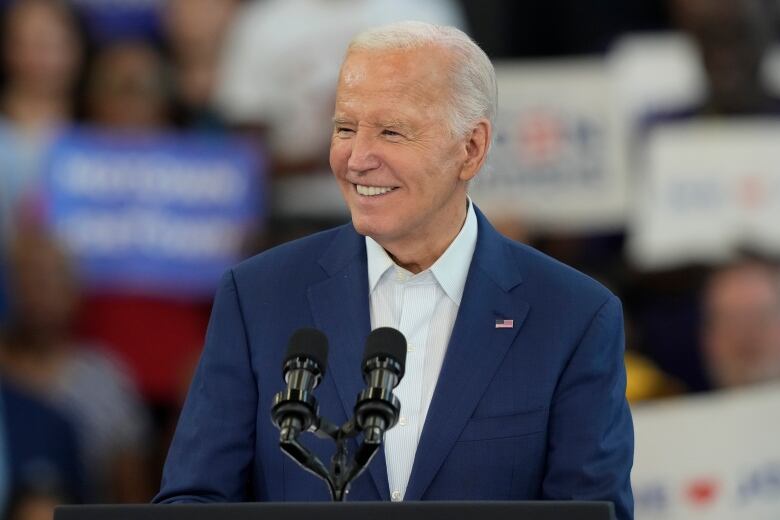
354;327;407;444
271;328;329;442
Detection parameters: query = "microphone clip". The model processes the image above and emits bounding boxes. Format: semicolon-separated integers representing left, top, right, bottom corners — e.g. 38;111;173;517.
276;405;384;501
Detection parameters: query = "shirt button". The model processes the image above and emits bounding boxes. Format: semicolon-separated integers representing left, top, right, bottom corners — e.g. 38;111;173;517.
407;344;415;353
391;490;402;502
398;416;407;426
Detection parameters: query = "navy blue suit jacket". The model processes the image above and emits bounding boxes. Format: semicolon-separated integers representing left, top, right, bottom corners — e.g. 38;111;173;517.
156;207;634;520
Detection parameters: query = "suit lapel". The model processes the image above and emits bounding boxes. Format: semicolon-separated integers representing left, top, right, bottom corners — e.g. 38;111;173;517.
307;224;390;500
404;209;530;501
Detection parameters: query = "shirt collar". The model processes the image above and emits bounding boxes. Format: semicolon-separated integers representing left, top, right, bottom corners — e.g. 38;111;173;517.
366;235;395;292
365;199;478;306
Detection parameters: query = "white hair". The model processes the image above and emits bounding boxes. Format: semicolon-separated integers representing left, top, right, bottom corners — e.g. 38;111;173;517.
348;21;497;138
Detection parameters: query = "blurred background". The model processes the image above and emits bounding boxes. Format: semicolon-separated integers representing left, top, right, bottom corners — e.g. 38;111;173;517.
1;0;780;519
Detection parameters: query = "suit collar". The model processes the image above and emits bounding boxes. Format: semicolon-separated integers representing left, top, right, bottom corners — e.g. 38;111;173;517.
469;205;524;293
317;204;519;291
316;222;366;277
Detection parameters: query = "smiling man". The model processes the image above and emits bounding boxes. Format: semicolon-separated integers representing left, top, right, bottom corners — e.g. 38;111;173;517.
156;21;633;520
330;40;486;274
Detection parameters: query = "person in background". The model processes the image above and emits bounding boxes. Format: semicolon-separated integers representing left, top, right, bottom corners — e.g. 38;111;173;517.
163;0;240;129
84;38;171;131
700;256;780;389
76;36;212;483
1;376;85;520
0;0;86;241
0;231;152;503
668;0;780;116
627;0;780;395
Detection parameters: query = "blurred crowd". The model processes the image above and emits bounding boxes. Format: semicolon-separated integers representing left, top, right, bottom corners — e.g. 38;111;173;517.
1;0;780;519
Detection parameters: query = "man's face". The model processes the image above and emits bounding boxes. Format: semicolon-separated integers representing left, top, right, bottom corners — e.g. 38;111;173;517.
329;46;473;246
702;264;780;388
671;0;769;111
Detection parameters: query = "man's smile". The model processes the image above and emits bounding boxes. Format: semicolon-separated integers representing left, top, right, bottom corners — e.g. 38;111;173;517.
354;184;399;196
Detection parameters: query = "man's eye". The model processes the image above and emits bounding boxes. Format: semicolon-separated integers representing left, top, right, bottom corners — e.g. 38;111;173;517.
336;127;354;135
382;129;401;137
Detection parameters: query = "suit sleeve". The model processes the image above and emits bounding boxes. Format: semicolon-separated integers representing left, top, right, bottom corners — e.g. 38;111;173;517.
154;269;259;503
542;295;634;520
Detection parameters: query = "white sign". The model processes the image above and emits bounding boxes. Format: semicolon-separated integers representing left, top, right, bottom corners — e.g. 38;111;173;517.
628;120;780;270
632;383;780;520
470;59;626;232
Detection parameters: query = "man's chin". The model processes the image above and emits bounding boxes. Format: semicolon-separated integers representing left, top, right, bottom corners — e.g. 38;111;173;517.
350;217;393;242
351;218;377;238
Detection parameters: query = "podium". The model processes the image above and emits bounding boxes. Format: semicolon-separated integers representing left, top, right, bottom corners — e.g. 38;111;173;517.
55;501;616;520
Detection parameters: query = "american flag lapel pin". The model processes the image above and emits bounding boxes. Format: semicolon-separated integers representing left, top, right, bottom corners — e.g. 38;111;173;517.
495;318;514;329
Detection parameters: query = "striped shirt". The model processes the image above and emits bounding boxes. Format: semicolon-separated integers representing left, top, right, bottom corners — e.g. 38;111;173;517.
366;200;478;501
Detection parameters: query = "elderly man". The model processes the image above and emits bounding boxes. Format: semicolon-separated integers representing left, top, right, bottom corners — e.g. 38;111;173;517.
156;22;633;519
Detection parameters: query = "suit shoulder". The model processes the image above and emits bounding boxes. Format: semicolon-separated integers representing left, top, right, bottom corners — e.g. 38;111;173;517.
231;223;349;284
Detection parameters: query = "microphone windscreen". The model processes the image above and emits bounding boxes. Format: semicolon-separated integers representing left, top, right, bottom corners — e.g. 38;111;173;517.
363;327;407;377
284;328;329;376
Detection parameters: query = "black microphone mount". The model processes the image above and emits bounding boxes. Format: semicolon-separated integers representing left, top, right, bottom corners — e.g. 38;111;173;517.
271;327;407;501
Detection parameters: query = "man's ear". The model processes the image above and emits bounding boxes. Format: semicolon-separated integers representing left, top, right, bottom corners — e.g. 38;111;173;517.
459;118;491;182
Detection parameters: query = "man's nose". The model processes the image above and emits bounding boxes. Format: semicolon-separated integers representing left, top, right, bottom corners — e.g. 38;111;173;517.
347;129;381;173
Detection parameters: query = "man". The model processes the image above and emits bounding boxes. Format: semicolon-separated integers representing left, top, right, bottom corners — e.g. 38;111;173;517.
701;257;780;389
669;0;779;116
156;22;633;519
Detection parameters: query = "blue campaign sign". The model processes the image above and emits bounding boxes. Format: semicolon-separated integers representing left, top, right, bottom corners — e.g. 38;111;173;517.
42;127;263;297
69;0;164;43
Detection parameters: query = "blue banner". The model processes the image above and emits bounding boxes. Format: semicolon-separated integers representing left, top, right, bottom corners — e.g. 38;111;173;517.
69;0;164;43
43;127;263;297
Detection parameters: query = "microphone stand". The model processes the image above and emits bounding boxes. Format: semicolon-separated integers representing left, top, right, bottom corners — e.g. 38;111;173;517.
278;415;382;501
273;327;405;501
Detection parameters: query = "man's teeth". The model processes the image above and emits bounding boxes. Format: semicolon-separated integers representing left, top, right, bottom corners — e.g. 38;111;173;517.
356;185;396;196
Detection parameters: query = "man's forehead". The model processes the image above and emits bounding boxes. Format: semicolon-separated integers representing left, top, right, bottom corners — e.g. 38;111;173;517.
336;50;450;117
333;86;445;126
338;46;451;88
